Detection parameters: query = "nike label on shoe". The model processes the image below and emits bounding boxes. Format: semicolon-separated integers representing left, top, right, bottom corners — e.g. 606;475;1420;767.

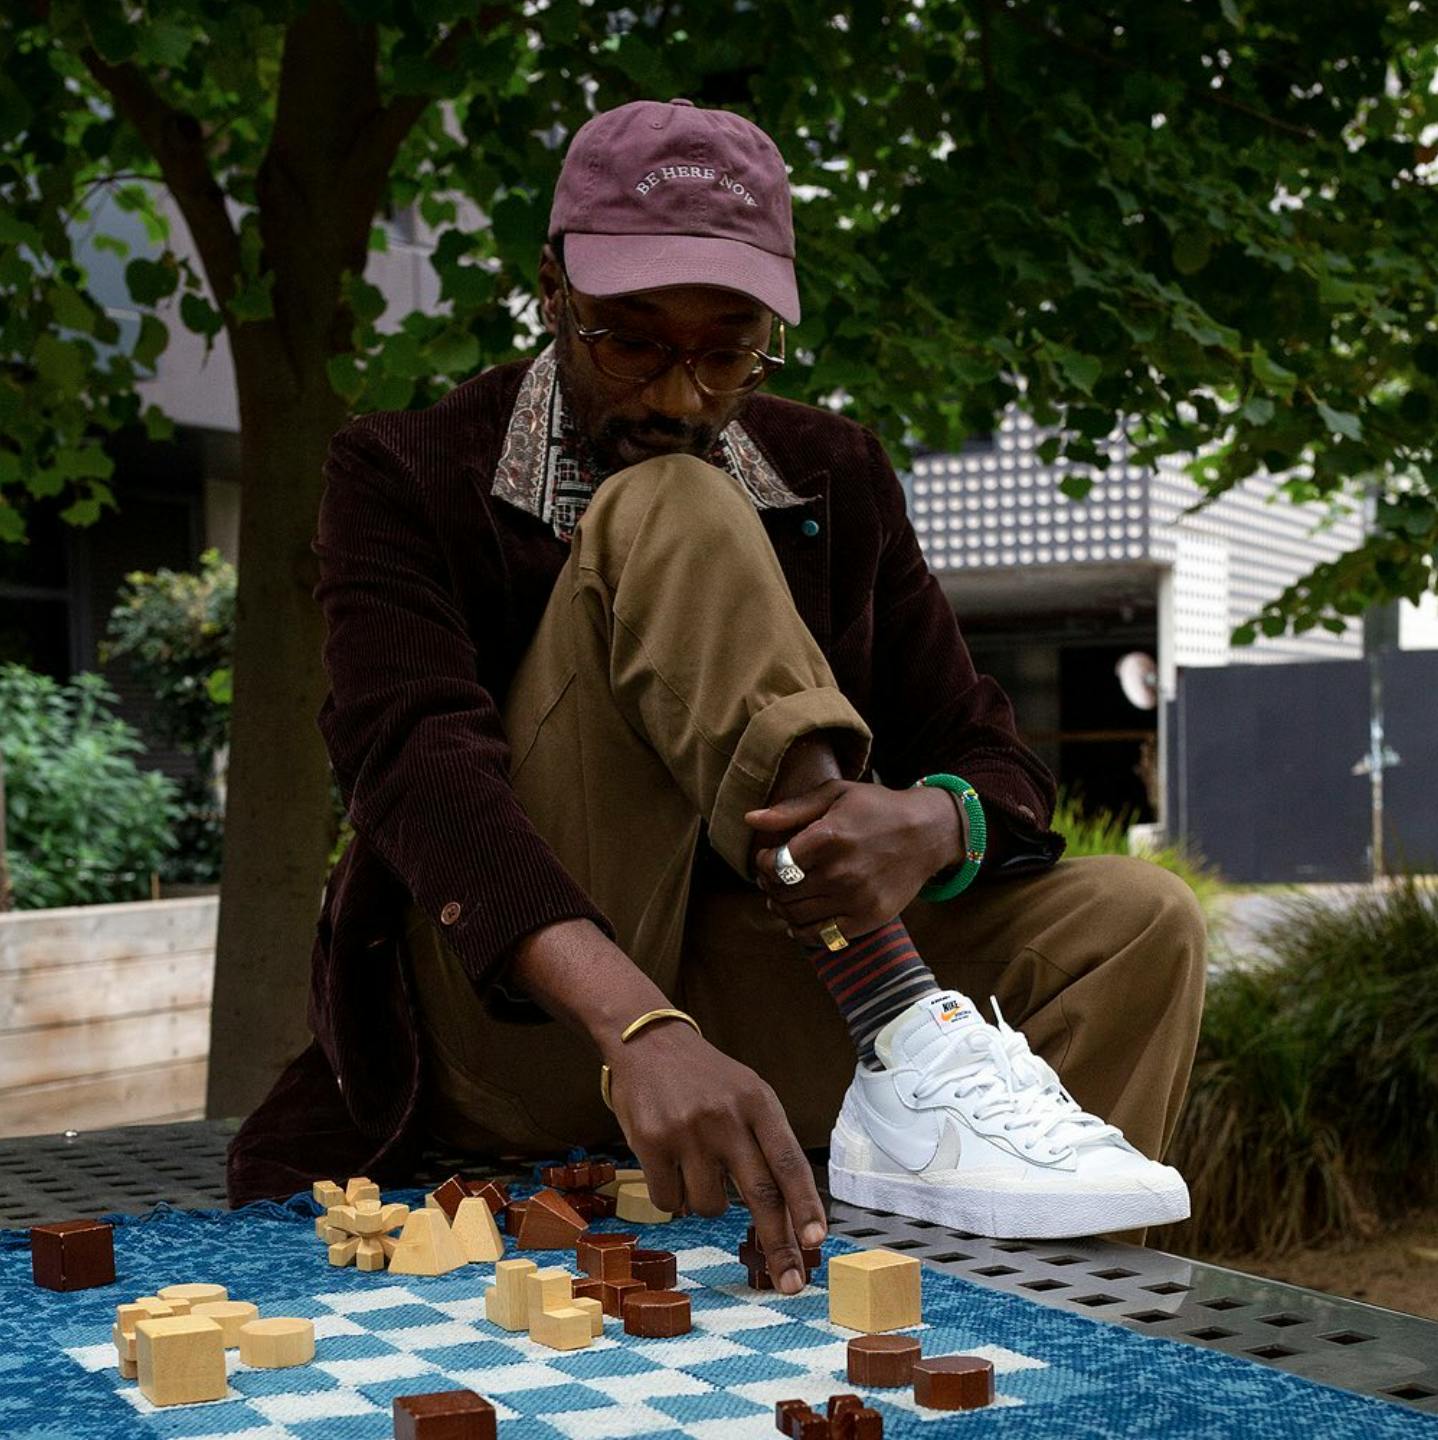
924;993;976;1032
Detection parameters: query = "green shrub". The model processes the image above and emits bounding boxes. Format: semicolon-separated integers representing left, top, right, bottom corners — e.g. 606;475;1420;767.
100;547;234;886
1051;788;1223;917
1154;878;1438;1256
0;664;182;908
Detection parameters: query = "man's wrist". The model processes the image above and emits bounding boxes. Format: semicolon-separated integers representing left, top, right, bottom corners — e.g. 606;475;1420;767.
908;782;968;874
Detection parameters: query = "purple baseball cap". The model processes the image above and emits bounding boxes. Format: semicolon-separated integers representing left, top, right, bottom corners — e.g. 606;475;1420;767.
549;98;800;324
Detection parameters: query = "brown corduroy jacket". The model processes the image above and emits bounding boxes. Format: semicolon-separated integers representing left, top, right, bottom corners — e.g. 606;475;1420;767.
226;358;1064;1206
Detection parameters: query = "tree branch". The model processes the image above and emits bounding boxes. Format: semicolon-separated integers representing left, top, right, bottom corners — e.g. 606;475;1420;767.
75;49;243;310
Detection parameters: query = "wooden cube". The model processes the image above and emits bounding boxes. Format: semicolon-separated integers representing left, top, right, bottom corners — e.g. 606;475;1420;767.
135;1315;227;1406
393;1389;497;1439
29;1220;115;1292
827;1250;921;1332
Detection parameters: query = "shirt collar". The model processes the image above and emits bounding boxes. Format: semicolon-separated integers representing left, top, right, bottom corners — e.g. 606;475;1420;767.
491;343;805;541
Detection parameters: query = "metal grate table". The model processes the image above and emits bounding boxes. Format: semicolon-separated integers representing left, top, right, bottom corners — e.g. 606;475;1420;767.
2;1120;1434;1416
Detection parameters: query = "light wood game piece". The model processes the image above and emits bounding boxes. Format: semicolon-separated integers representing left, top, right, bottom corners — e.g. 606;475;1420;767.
238;1316;316;1369
315;1212;348;1244
615;1181;673;1224
386;1208;467;1277
328;1236;362;1268
345;1176;381;1204
526;1266;575;1327
157;1282;227;1308
135;1315;227;1406
191;1299;260;1347
595;1167;646;1199
312;1179;346;1209
827;1249;922;1332
530;1305;593;1351
452;1195;504;1262
112;1324;138;1378
571;1295;603;1336
484;1258;537;1331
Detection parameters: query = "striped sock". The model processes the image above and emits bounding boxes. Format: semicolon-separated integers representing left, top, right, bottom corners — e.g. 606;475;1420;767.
804;919;941;1068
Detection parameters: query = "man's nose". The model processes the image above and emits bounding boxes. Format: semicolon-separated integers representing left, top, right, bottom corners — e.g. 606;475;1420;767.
642;360;707;419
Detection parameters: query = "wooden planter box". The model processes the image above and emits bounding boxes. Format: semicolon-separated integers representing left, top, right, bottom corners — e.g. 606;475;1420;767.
0;897;216;1138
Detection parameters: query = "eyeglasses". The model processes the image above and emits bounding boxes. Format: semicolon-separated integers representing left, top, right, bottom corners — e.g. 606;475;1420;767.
558;269;785;397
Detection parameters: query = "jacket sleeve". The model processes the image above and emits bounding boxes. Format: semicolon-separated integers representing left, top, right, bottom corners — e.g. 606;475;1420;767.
861;430;1065;876
312;421;615;990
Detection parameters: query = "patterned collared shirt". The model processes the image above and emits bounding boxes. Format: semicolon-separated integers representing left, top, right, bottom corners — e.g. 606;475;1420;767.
491;343;806;541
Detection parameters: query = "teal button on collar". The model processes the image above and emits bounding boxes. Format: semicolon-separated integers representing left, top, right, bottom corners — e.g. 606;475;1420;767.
800;518;821;537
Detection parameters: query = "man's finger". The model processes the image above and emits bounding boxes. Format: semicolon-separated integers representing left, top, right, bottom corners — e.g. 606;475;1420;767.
679;1153;731;1219
751;1104;827;1257
728;1139;807;1295
744;780;842;833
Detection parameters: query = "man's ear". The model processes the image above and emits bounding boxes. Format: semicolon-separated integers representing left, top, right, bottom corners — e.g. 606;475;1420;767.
538;245;563;336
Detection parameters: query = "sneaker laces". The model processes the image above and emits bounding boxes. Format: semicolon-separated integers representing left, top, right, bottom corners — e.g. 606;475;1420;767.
908;999;1122;1159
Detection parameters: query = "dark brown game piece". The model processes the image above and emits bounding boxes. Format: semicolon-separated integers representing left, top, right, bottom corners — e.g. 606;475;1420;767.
572;1277;606;1305
503;1200;529;1236
629;1248;677;1290
828;1395;863;1420
540;1164;570;1189
469;1180;509;1216
741;1226;822;1291
773;1400;827;1439
590;1160;617;1187
589;1191;617;1219
516;1188;588;1250
577;1232;637;1280
775;1398;808;1432
30;1219;116;1292
567;1193;599;1222
597;1276;646;1317
832;1407;883;1439
392;1387;497;1438
569;1161;593;1189
847;1333;921;1387
622;1288;692;1338
912;1354;995;1411
429;1176;470;1221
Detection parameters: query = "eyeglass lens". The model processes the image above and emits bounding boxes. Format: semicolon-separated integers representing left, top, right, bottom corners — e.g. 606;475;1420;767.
593;334;765;393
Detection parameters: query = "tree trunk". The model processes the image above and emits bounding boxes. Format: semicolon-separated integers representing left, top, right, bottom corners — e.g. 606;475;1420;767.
0;747;11;912
204;381;349;1118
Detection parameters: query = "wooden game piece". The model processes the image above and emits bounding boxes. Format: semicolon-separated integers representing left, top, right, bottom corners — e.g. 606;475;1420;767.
595;1166;645;1198
345;1176;381;1204
316;1211;348;1244
571;1295;603;1336
516;1188;588;1249
577;1231;637;1280
191;1299;260;1347
622;1289;692;1337
847;1332;921;1387
29;1219;116;1292
393;1388;498;1439
615;1181;672;1224
158;1282;228;1308
629;1248;677;1289
470;1180;510;1216
525;1266;575;1327
503;1200;529;1236
451;1196;504;1263
237;1316;315;1368
387;1208;467;1277
312;1179;346;1209
427;1175;471;1220
596;1276;646;1317
912;1354;995;1410
831;1404;884;1438
529;1305;593;1351
328;1236;363;1268
589;1160;617;1188
827;1250;921;1332
774;1400;828;1439
741;1224;822;1292
484;1258;537;1331
135;1315;227;1406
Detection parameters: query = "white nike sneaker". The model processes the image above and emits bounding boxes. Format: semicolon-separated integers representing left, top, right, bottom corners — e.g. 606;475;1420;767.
827;991;1191;1239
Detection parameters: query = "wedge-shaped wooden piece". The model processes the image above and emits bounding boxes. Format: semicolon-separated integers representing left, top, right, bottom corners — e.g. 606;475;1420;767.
614;1182;672;1225
827;1249;922;1333
530;1305;592;1351
191;1300;259;1347
452;1195;504;1263
238;1317;315;1369
484;1258;537;1331
516;1188;588;1250
135;1315;226;1406
386;1208;466;1277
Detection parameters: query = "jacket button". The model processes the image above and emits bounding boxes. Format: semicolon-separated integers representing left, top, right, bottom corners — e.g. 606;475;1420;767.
800;518;820;537
440;901;462;925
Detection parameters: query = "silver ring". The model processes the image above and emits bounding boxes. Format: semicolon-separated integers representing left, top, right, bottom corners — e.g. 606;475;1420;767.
774;842;805;886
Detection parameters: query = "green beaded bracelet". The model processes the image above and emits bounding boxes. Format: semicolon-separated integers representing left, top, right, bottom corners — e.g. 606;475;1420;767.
912;773;987;901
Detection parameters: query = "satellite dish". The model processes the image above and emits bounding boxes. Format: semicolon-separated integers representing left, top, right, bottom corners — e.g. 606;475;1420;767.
1116;651;1159;711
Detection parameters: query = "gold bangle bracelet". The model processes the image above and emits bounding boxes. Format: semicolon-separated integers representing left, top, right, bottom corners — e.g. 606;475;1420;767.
599;1007;704;1111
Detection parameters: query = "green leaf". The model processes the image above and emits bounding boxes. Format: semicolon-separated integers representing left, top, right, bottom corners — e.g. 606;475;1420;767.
34;334;89;392
1315;401;1362;442
1231;623;1257;646
133;314;169;369
142;406;175;442
48;284;97;334
125;257;179;306
60;496;103;526
428;331;480;376
180;292;224;340
1241;395;1275;426
228;272;275;323
326;354;365;403
1059;475;1094;501
0;502;22;544
1171;229;1212;276
1250;344;1297;397
54;444;114;480
1047;344;1102;395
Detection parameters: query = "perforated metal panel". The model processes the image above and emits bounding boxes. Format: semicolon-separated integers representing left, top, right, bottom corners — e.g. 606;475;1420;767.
1;1123;1433;1414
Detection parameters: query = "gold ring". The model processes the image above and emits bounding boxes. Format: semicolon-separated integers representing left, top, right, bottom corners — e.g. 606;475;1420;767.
819;920;848;952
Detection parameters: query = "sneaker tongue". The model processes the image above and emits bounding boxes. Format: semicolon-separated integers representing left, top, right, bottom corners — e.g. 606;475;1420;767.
874;991;986;1070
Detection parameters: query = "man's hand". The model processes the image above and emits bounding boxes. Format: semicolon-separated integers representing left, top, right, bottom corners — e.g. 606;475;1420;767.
604;1019;826;1293
746;779;964;944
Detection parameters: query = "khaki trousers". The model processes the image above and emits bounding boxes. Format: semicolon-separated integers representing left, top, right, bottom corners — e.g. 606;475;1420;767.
405;454;1206;1193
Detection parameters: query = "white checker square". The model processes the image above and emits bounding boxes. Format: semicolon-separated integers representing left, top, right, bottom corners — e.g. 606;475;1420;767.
310;1313;367;1339
587;1369;714;1403
431;1295;491;1323
966;1342;1048;1375
545;1403;683;1438
312;1283;420;1314
249;1389;383;1423
385;1320;494;1351
316;1351;440;1386
64;1342;120;1373
671;1246;739;1270
772;1338;849;1373
615;1333;751;1366
690;1301;793;1334
682;1418;779;1440
448;1360;577;1393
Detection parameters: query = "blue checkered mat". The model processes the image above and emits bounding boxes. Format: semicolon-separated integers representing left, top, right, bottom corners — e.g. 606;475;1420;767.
2;1192;1434;1439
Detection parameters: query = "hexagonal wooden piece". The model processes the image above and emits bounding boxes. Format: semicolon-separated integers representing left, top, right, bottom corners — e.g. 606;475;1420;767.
238;1317;315;1368
912;1354;995;1410
847;1332;921;1387
622;1289;691;1337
